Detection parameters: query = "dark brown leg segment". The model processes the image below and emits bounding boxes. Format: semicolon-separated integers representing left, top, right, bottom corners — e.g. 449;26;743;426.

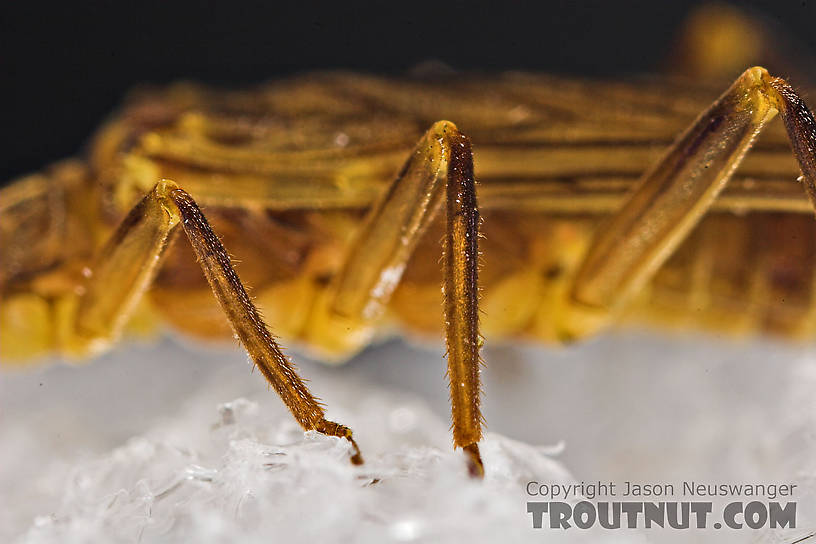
770;78;816;205
442;132;484;477
168;186;363;464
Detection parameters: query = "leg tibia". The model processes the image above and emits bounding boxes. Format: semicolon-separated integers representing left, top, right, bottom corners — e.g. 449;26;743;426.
442;130;483;452
167;187;324;427
165;184;363;464
769;78;816;207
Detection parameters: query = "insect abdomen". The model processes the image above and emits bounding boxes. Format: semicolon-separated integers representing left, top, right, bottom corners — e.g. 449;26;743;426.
636;212;816;339
388;209;816;344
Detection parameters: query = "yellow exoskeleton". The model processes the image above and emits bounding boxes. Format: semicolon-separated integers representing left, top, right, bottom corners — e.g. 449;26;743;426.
4;64;816;476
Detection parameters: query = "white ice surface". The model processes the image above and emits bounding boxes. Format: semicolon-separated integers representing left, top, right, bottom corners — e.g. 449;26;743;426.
2;331;816;543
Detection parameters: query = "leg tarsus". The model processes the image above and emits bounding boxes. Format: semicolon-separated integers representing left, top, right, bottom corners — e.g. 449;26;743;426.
314;419;364;465
463;443;484;479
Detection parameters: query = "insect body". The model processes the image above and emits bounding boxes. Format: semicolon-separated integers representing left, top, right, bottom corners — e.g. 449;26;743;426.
3;68;816;475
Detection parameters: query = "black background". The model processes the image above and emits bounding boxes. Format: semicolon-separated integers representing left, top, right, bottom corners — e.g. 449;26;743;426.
2;1;815;183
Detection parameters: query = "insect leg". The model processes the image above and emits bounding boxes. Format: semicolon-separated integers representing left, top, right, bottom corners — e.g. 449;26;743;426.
326;121;485;477
564;67;816;338
70;180;363;464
